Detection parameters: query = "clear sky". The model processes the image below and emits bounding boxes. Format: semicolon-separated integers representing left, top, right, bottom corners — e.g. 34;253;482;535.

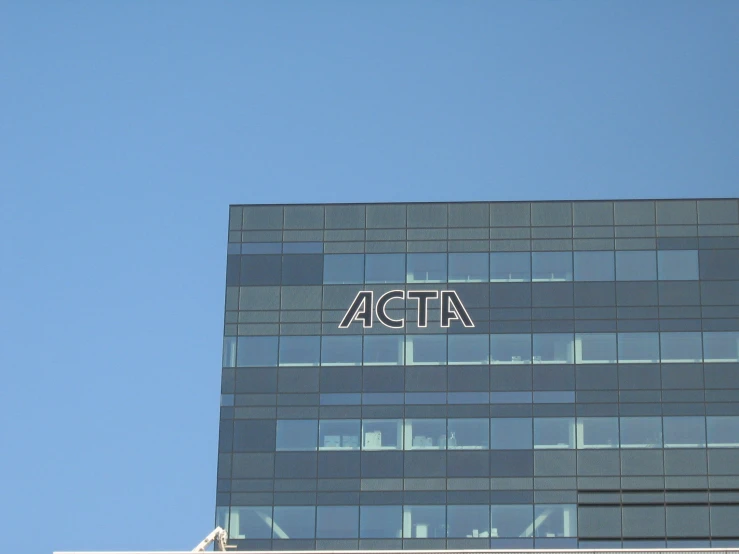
1;2;737;552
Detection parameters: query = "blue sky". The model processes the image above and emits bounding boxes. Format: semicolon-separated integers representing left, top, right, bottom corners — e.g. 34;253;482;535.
1;2;737;552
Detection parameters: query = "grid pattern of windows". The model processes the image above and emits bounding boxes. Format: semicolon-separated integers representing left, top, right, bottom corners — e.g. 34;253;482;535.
217;200;739;550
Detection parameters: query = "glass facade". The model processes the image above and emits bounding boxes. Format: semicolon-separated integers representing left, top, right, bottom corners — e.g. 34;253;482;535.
216;199;739;550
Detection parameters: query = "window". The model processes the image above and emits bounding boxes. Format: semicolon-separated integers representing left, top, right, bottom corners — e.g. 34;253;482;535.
317;506;358;538
491;334;532;364
574;252;614;281
703;332;739;362
365;253;405;283
532;252;572;281
448;505;490;538
223;337;236;367
363;335;403;365
449;253;488;282
491;505;533;537
663;416;706;448
658;250;699;280
321;335;362;366
448;418;489;449
319;420;360;450
491;252;531;282
575;333;617;364
405;419;446;449
407;253;447;283
620;417;662;448
282;254;323;285
491;418;532;449
618;333;659;363
707;416;739;447
226;506;273;539
237;336;278;367
278;336;320;366
272;506;315;539
283;242;322;253
362;419;402;450
405;335;446;365
534;505;576;538
324;254;364;284
660;332;702;363
534;418;575;449
360;505;401;538
403;505;446;538
616;251;657;281
276;420;317;451
533;334;574;364
448;334;489;364
577;418;619;448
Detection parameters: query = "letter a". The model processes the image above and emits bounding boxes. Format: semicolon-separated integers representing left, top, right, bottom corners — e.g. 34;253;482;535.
440;291;474;328
339;291;374;328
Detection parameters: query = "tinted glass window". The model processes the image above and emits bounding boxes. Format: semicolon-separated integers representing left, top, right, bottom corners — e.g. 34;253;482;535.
240;255;282;285
535;505;576;537
447;505;490;538
574;252;615;281
449;418;489;449
283;241;322;253
406;419;446;449
403;505;445;537
533;334;574;364
406;335;446;365
620;417;662;448
362;419;403;449
491;505;533;537
364;335;404;365
449;253;489;282
237;336;278;367
272;506;315;539
660;332;702;362
365;254;405;283
491;252;531;282
407;253;447;283
491;334;532;364
575;333;616;364
324;254;364;284
279;336;320;366
534;418;575;449
491;418;532;449
317;505;358;538
616;251;657;281
658;250;699;280
448;334;489;364
360;505;401;538
577;417;618;448
532;252;572;282
276;420;318;451
618;333;659;363
703;332;739;362
228;506;273;539
282;254;323;285
707;416;739;447
319;419;360;450
321;335;362;365
663;416;706;447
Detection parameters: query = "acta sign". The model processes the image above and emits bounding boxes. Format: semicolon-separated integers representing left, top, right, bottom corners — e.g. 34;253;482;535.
339;290;474;329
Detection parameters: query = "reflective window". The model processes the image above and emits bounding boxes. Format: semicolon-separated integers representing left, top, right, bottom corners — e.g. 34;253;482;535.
658;250;699;280
618;333;660;363
319;419;360;450
663;416;706;448
362;419;402;450
242;242;281;254
491;334;532;364
491;252;531;282
320;393;361;405
575;333;617;364
535;505;577;538
703;332;739;362
449;253;488;282
363;392;404;405
363;335;404;365
283;242;322;253
534;418;575;449
534;391;575;403
532;252;572;282
491;418;532;449
365;253;405;283
360;505;401;538
278;336;320;366
240;254;281;285
324;254;364;284
407;253;447;283
406;392;446;404
660;332;702;363
237;336;278;367
317;506;358;538
707;416;739;447
405;418;446;449
272;506;315;539
223;337;237;368
449;392;490;404
491;505;533;538
276;420;317;451
282;254;323;285
620;417;662;448
321;335;362;366
448;418;489;449
577;418;619;448
447;505;490;538
448;334;489;364
533;334;574;364
403;505;446;538
616;251;657;281
490;392;533;404
574;252;615;281
405;335;446;365
227;506;273;539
